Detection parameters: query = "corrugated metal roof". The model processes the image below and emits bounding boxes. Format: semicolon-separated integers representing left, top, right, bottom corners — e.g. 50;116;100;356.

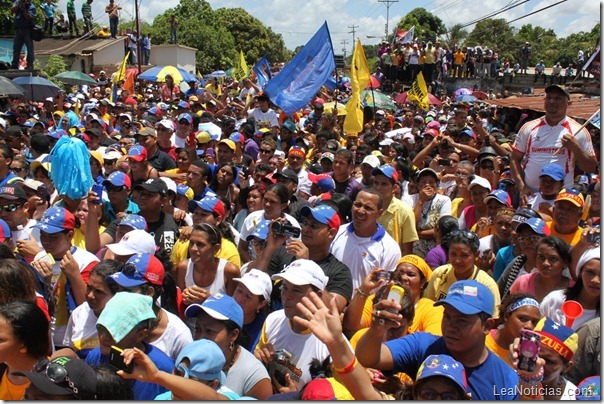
484;91;600;121
35;37;124;57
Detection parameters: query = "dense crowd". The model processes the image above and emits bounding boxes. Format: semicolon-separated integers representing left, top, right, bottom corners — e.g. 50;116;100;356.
0;70;599;400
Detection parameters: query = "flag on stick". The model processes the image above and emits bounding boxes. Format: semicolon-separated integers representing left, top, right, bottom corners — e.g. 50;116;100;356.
407;71;430;111
233;50;250;82
343;38;370;134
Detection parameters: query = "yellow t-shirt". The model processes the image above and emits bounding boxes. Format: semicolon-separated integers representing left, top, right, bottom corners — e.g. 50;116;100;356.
0;369;28;400
377;197;418;248
423;264;501;317
358;296;443;336
170;237;241;268
72;226;106;251
546;221;583;247
451;198;463;218
485;330;513;368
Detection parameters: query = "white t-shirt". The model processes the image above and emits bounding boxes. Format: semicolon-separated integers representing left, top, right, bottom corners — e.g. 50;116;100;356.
63;301;99;355
11;218;41;246
171;133;188;149
540;289;598;331
239;210;301;243
248;108;278;131
258;310;333;390
330;222;401;291
512;116;595;193
527;193;556;211
149;309;193;360
293;167;312;197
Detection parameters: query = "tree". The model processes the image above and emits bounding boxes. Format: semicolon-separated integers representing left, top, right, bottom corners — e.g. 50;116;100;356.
446;23;468;49
396;8;445;43
41;54;68;88
465;18;516;51
515;24;557;66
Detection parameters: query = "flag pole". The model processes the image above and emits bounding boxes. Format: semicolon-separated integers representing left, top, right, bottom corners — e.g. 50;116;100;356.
552;109;599;156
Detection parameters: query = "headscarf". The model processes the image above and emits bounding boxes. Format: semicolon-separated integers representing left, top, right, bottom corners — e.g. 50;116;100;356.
397;255;432;282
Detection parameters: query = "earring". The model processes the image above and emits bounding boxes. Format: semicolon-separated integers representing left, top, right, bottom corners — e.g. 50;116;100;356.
229;342;235;351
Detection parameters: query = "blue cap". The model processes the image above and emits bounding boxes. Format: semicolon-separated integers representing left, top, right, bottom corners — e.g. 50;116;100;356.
372;164;399;183
0;218;10;242
300;205;341;230
246;219;271;241
96;292;156;343
416;354;467;393
434;280;494;316
106;253;165;287
188;196;225;218
175;339;227;384
282;119;296;133
35;206;76;234
577;376;600;400
47;129;66;140
540;163;565;182
184;293;243;329
177;113;192;124
118;214;147;231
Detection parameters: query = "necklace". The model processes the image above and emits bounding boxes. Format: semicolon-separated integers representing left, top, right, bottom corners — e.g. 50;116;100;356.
224;346;240;373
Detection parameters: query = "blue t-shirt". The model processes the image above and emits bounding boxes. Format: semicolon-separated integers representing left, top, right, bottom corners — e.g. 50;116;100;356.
385;332;519;400
242;312;267;352
493;245;516;282
41;3;55;17
86;342;174;400
102;198;140;224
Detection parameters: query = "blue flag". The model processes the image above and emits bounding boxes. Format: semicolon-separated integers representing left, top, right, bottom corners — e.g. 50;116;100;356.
252;56;272;88
323;76;337;91
264;22;335;116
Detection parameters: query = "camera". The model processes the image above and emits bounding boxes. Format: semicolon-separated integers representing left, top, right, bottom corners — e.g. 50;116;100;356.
438;158;451;166
238;165;250;179
272;222;301;238
441;139;449;148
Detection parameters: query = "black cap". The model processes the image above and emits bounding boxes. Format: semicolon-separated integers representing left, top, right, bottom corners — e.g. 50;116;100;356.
12;356;97;399
545;84;570;100
274;168;299;184
478;146;498;161
322;140;339;153
0;185;27;201
134;178;168;195
6;125;22;136
84;128;102;138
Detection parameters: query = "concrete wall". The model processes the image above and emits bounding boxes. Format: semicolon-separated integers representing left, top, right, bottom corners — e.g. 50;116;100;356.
93;41;127;68
149;45;196;73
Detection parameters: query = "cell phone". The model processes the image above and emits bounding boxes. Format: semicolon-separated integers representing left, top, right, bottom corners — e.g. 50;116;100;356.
34;250;55;266
374;269;389;282
273;369;287;386
517;330;541;372
92;184;104;204
386;285;405;314
481;249;492;259
36;184;49;202
109;345;134;373
438;158;451;166
587;226;600;244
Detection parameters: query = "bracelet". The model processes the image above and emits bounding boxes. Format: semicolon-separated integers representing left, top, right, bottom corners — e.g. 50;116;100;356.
334;356;358;375
355;287;370;298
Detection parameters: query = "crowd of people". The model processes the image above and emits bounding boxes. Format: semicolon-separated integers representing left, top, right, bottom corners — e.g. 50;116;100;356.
0;61;600;400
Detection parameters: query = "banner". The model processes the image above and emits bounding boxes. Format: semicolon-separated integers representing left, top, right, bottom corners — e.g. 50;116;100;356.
110;51;130;103
343;38;370;134
588;110;600;129
394;26;414;44
407;71;430;110
264;22;335;116
252;56;272;88
232;50;249;82
583;46;600;80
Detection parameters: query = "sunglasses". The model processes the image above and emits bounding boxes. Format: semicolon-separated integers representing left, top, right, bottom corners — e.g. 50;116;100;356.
0;203;22;212
104;159;117;166
122;262;147;281
417;387;460;401
33;359;80;398
450;229;479;242
260;148;273;154
481;164;495;171
106;184;126;192
11;167;28;173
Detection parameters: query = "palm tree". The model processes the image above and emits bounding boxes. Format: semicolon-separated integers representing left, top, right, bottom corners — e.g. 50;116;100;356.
446;23;468;49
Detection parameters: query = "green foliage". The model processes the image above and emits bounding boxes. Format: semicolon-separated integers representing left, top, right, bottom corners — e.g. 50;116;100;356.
40;54;68;88
396;8;445;42
465;18;517;51
445;23;468;48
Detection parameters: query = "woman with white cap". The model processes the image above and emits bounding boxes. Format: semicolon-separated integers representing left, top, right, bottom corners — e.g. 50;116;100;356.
232;268;272;352
541;247;600;330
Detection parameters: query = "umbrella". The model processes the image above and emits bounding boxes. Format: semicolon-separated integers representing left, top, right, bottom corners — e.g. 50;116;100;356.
384;127;412;139
323;101;347;116
54;71;97;86
138;65;198;84
225;67;235;78
360;90;396;111
0;76;24;97
395;91;442;105
366;75;381;89
454;88;472;96
12;76;60;101
211;70;226;78
454;94;479;103
472;90;488;100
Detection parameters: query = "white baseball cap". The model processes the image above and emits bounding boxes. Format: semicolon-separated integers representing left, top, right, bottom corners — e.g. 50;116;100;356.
233;269;273;301
271;259;328;291
361;155;381;169
468;175;492;192
106;229;156;256
159;177;177;195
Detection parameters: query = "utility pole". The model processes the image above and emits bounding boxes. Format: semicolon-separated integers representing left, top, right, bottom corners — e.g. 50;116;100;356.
378;0;398;41
348;24;359;45
340;39;349;60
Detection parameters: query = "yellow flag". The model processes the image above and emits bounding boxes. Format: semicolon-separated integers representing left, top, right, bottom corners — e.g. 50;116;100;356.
343;39;370;134
407;71;430;110
110;51;130;103
233;50;249;81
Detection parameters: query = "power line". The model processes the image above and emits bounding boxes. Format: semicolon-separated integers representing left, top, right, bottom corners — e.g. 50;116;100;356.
507;0;567;23
461;0;529;28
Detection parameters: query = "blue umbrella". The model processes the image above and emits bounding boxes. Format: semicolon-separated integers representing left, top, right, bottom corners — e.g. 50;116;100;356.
454;87;473;96
12;76;60;101
138;66;198;84
454;94;479;103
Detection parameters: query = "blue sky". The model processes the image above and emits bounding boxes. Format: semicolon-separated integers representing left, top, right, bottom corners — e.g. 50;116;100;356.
64;0;600;53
